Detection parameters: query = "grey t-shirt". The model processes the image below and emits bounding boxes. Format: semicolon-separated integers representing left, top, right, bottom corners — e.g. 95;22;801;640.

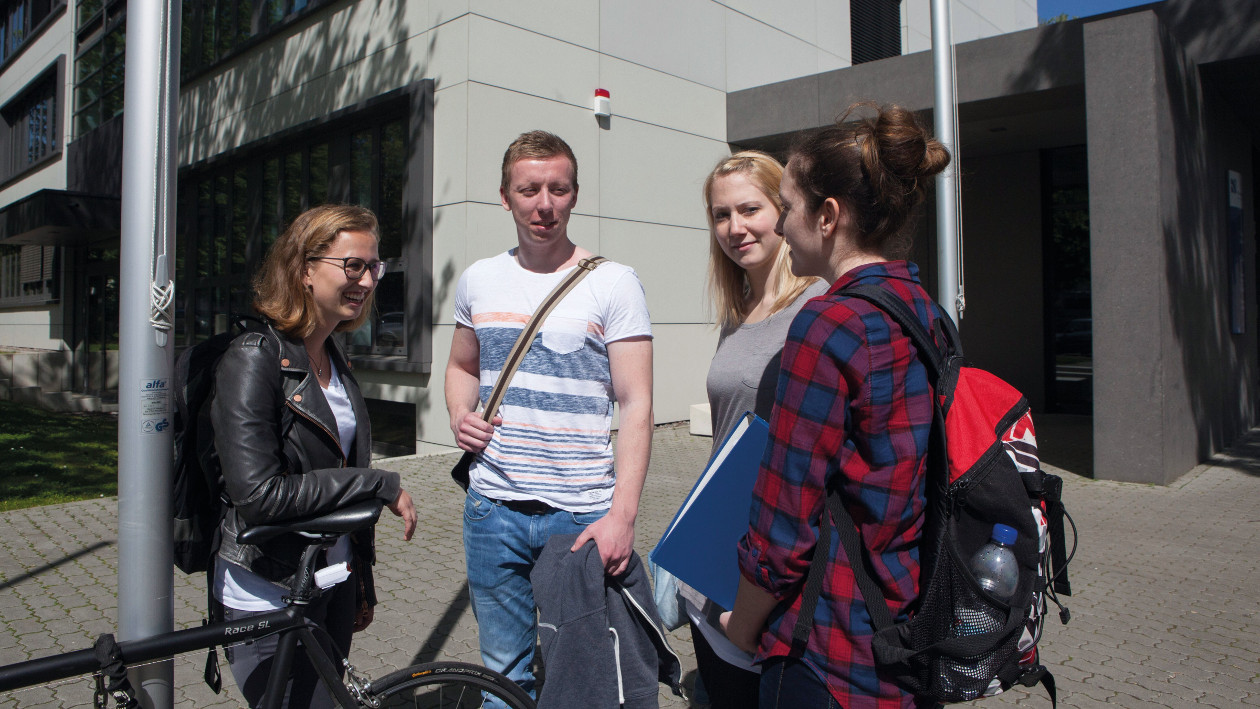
706;279;830;453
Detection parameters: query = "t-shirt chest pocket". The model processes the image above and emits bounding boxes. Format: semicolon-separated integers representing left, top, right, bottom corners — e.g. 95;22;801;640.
540;314;590;355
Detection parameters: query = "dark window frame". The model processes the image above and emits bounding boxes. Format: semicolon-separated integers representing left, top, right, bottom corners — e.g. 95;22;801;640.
177;79;434;373
0;0;66;72
0;54;64;187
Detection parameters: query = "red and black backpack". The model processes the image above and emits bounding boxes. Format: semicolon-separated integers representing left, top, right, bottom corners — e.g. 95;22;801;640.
793;283;1075;706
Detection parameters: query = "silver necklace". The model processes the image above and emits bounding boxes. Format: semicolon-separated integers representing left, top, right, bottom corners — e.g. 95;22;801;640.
312;350;328;378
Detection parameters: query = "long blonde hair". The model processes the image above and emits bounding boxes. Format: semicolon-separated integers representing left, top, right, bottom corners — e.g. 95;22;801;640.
704;150;817;330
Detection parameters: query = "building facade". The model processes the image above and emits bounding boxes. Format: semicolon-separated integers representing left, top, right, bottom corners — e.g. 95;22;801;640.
0;1;1036;455
729;0;1260;484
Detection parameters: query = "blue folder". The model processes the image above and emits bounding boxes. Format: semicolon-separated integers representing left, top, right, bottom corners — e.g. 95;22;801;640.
650;412;769;611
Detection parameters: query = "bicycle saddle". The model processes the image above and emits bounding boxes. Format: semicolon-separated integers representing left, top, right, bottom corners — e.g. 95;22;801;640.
237;499;384;545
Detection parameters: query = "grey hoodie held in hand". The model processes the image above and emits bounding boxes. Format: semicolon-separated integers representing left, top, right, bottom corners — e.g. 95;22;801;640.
531;534;683;708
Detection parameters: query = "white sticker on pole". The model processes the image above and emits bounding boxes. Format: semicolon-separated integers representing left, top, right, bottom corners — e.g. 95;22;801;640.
140;378;171;435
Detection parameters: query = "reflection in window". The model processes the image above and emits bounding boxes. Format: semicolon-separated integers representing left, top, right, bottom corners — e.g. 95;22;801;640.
309;142;328;205
379;119;405;259
1043;145;1092;414
350;271;404;354
261;157;280;254
180;0;330;77
178;102;413;356
2;0;60;65
1;62;60;182
73;1;125;137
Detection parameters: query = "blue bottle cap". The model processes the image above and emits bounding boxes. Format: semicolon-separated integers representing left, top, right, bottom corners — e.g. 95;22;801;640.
991;523;1018;546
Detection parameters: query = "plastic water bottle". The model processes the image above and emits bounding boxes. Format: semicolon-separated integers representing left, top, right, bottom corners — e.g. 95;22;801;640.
940;523;1022;700
970;523;1019;603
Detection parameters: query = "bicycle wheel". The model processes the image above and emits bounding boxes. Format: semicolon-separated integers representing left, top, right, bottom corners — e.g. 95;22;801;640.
365;661;534;709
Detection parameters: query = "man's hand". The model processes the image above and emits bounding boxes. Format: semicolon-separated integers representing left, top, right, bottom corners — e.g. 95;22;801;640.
454;411;502;453
388;488;418;541
572;510;636;576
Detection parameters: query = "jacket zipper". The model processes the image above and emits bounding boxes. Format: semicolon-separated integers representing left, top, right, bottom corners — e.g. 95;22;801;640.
286;400;348;467
619;583;684;671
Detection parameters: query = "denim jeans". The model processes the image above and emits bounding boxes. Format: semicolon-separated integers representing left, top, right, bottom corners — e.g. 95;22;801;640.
463;487;607;705
759;657;840;709
222;579;354;709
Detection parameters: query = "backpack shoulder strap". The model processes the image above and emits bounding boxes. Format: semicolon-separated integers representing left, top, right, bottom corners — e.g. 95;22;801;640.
792;487;897;652
792;281;950;652
841;283;957;379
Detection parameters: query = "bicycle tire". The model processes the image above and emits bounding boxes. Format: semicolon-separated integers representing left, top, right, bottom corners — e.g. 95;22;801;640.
365;661;534;709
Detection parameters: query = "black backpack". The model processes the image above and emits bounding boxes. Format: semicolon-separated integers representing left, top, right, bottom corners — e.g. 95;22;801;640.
794;284;1075;706
172;316;271;574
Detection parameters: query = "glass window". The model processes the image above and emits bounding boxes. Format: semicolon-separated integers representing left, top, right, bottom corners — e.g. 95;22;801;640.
309;141;328;205
231;167;249;271
349;128;372;209
73;5;124;138
1;0;60;64
261;156;279;254
1043;145;1092;415
181;0;331;77
1;63;60;182
283;149;302;223
177;87;430;370
379;119;404;259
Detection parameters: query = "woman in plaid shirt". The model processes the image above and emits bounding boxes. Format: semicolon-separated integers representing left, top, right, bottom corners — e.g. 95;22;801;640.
722;104;951;708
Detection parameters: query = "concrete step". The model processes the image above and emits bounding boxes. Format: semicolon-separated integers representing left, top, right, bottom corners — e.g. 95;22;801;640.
10;386;44;406
38;391;81;412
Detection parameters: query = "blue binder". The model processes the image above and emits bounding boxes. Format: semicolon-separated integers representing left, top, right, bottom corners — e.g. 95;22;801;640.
650;412;769;611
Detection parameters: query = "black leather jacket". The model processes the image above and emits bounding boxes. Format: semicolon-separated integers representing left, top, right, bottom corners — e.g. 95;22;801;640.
211;323;400;605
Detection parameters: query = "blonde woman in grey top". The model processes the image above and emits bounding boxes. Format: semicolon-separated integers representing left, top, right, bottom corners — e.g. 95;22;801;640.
682;151;824;708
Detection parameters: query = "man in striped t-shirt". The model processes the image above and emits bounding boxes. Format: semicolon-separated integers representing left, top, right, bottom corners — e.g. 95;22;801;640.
444;130;654;703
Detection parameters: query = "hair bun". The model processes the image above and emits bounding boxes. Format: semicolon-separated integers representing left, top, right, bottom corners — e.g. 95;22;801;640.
788;101;952;257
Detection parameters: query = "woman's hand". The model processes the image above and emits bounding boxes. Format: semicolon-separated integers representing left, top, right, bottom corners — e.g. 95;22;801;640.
721;577;780;653
353;603;374;632
388;489;417;541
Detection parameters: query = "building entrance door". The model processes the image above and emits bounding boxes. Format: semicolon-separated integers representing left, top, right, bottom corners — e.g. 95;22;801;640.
1043;146;1092;415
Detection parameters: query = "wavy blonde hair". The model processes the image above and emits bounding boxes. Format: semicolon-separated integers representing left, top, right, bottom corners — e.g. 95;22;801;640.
704;150;817;330
253;204;380;338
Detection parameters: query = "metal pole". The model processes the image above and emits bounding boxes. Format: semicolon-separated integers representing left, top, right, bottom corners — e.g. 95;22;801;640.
931;0;962;323
117;0;180;705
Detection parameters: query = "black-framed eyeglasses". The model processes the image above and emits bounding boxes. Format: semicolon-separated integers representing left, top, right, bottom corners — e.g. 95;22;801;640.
306;256;387;281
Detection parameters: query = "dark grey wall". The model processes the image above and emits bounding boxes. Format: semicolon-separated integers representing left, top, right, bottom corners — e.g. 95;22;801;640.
1088;10;1258;484
1086;12;1172;484
727;0;1260;485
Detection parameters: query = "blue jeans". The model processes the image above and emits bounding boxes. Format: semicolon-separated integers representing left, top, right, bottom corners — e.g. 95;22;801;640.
463;487;606;704
760;657;840;709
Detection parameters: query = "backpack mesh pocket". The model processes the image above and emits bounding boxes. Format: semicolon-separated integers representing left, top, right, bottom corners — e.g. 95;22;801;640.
917;541;1022;702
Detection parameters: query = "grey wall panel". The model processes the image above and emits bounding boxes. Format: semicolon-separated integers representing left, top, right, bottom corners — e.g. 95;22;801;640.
1085;11;1170;484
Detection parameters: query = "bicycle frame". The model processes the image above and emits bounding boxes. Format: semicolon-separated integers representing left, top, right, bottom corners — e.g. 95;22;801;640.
0;502;386;708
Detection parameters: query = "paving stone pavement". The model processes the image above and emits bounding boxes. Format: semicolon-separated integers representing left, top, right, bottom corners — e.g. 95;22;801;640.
1;422;1259;708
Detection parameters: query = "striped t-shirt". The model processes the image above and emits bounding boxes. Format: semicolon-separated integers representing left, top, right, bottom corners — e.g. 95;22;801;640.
454;250;652;512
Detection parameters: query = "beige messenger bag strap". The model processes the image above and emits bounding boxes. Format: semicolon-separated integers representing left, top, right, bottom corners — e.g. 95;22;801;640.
450;255;606;489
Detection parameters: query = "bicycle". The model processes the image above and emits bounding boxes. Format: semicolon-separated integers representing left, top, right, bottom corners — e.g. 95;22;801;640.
0;500;534;709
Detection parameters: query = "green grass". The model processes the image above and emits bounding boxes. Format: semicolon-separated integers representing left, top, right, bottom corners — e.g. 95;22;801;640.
0;400;118;511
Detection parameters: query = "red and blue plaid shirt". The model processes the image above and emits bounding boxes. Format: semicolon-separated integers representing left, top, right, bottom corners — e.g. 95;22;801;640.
737;261;938;708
